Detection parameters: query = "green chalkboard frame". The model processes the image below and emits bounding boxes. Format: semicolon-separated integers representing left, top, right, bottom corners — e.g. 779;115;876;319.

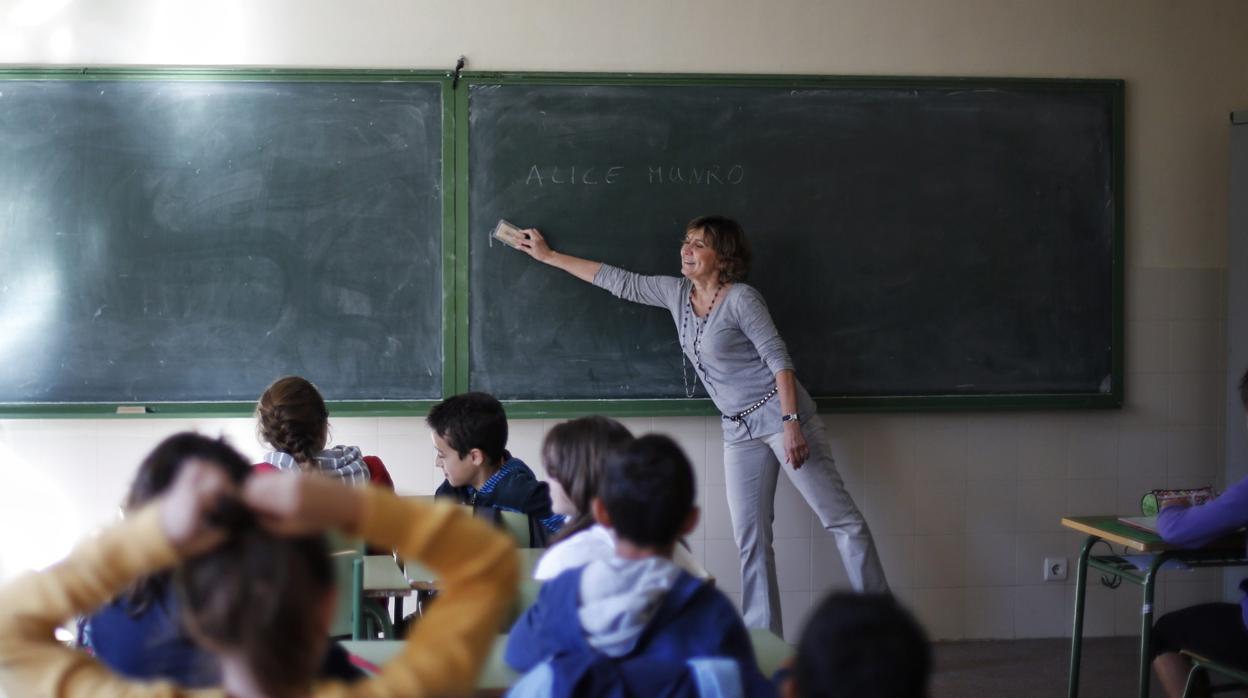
0;68;1124;418
456;71;1125;418
0;67;454;418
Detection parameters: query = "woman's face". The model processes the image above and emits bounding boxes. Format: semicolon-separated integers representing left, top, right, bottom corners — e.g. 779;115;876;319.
548;477;577;517
680;228;721;284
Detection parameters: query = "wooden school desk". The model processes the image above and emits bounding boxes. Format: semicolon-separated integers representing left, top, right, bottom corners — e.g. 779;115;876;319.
1062;516;1248;698
342;628;793;690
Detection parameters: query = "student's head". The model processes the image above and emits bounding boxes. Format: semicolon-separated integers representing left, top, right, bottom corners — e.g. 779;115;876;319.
122;433;254;615
126;432;253;511
594;434;699;549
256;376;329;464
426;392;509;488
542;416;633;540
178;525;333;698
684;214;751;284
785;592;930;698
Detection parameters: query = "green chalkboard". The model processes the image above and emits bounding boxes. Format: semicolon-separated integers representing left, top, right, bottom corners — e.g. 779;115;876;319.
0;71;447;408
464;75;1123;409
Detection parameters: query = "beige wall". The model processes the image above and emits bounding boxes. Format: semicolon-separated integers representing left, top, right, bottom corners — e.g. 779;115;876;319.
1;0;1246;642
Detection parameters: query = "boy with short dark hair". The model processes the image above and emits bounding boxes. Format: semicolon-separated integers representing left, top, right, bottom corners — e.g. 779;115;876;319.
782;592;930;698
505;434;772;697
428;392;562;545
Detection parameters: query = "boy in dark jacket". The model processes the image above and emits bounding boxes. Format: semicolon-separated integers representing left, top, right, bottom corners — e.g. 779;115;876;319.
505;434;773;697
429;392;562;546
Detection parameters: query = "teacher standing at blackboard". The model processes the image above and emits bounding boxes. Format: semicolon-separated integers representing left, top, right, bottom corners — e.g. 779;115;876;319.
513;214;888;634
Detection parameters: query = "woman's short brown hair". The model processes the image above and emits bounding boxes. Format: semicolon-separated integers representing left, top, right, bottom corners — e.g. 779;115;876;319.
686;215;751;284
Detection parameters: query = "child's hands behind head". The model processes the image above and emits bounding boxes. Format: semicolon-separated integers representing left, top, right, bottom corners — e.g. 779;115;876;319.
243;472;363;536
160;459;239;557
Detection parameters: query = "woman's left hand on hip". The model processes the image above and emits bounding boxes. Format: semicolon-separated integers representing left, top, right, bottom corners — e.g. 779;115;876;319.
783;423;809;469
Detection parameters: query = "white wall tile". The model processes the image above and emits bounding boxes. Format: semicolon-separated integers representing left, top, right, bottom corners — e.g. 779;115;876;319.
773;473;815;539
1168;268;1224;321
660;416;708;489
1168;371;1224;426
1018;425;1067;480
775;537;812;592
1065;478;1118;518
913;535;964;588
911;420;967;482
1169;320;1224;373
378;426;437;495
1166;427;1220;487
914;479;965;534
965;481;1016;534
963;587;1015;639
1015;479;1065;533
505;418;547;468
966;422;1019;482
863;479;916;535
1127;267;1171;321
1121;372;1170;426
963;534;1016;587
863;419;915;487
703;426;726;486
701;477;734;540
1067;426;1118;480
1118;428;1168;481
874;534;915;590
703;539;743;593
1126;320;1169;374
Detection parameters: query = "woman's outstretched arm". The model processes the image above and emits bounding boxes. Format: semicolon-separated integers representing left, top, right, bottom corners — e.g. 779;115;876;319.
515;228;602;283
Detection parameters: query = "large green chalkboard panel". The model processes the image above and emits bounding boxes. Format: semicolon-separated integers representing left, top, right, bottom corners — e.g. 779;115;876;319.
0;76;444;404
466;78;1121;406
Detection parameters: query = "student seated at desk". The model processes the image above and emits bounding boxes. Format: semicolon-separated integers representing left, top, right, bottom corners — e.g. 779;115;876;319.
0;440;519;698
533;416;704;580
506;434;773;697
253;375;395;490
82;433;362;687
779;592;929;698
429;392;562;546
1151;368;1248;698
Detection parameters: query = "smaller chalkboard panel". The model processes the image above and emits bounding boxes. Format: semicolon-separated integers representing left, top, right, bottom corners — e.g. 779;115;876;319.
0;74;446;405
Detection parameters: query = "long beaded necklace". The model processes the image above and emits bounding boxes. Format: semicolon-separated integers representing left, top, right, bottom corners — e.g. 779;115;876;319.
680;284;723;398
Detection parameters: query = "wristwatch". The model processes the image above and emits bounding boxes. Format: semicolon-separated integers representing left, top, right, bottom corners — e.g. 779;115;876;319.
781;413;800;423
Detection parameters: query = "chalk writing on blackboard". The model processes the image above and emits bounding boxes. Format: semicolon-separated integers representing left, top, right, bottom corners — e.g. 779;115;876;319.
524;164;745;186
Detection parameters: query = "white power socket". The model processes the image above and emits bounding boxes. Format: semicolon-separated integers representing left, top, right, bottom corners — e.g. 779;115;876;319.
1044;557;1068;581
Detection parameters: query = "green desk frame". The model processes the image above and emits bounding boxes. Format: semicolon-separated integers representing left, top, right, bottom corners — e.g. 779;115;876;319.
1063;516;1248;698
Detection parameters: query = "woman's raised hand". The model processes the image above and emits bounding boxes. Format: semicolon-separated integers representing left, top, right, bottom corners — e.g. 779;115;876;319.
243;472;363;536
515;228;555;263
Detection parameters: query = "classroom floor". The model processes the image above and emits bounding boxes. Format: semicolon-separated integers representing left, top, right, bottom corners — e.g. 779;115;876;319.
931;637;1155;697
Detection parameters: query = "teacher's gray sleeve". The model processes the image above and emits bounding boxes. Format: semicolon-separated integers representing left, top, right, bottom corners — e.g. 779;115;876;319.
735;286;795;375
592;263;682;310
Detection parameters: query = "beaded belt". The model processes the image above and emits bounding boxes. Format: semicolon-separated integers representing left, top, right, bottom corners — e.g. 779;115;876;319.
721;387;778;425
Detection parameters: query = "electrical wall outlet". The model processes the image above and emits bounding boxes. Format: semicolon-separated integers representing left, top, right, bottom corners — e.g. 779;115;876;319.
1044;557;1068;581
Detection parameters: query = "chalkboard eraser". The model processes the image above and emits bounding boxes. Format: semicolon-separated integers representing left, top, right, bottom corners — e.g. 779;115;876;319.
492;219;527;249
115;405;150;415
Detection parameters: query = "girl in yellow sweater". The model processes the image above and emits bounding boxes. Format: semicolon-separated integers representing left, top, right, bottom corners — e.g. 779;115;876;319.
0;435;518;698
